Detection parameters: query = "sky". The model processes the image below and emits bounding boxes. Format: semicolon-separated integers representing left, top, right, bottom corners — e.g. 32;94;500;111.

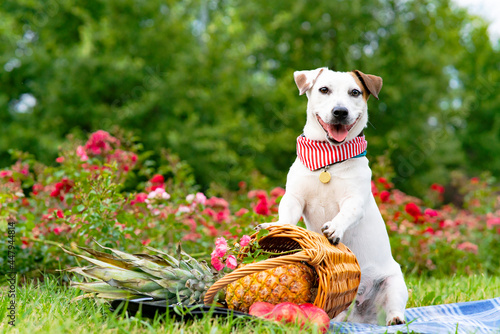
453;0;500;41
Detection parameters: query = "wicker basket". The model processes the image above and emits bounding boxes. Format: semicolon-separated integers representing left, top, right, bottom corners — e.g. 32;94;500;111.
203;224;361;318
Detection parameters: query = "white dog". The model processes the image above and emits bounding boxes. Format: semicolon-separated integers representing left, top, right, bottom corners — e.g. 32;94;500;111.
257;68;408;325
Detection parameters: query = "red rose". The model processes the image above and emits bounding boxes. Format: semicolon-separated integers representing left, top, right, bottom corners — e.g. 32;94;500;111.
150;174;164;184
254;197;270;216
378;177;387;184
405;202;422;219
430;183;445;194
380;190;390;203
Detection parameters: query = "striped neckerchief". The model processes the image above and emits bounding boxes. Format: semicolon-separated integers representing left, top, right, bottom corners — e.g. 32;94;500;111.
296;135;367;171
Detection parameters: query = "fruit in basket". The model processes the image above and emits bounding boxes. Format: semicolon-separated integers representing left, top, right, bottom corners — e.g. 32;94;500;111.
272;302;308;326
249;301;274;319
64;243;314;310
225;262;315;313
64;224;360;321
250;301;330;332
299;303;331;333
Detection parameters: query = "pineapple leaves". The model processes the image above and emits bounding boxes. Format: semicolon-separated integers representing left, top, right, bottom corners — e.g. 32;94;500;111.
64;243;221;305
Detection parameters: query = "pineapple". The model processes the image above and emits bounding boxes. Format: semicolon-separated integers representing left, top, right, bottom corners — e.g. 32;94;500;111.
64;243;316;311
63;243;224;305
225;262;315;313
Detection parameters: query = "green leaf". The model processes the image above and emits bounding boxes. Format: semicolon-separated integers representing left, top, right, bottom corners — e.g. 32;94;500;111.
242;257;255;264
255;254;270;262
256;229;269;239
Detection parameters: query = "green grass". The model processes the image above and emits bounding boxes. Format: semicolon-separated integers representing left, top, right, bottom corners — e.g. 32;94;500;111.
406;274;500;307
1;275;499;334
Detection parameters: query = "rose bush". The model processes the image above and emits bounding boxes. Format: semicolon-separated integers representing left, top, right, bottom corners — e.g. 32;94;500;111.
0;130;270;276
0;130;498;278
371;161;500;276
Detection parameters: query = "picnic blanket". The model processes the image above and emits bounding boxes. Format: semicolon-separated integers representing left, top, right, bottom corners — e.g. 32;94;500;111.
329;297;500;334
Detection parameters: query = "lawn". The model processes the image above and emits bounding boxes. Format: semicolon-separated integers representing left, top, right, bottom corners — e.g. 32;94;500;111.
1;131;499;333
1;274;498;334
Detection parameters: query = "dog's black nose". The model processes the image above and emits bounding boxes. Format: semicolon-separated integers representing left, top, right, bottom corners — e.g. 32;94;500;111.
332;107;348;120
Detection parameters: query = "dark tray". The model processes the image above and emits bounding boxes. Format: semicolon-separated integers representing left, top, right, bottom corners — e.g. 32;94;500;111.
110;298;252;321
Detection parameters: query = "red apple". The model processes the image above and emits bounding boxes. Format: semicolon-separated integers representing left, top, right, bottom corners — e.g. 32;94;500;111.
249;302;275;319
299;303;331;333
271;302;308;327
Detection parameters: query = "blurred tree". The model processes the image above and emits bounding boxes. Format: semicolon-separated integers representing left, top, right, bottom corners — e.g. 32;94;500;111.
455;19;500;179
0;0;498;194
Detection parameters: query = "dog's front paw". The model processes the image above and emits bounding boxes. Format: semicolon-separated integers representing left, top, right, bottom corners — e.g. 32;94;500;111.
321;222;344;245
254;222;280;231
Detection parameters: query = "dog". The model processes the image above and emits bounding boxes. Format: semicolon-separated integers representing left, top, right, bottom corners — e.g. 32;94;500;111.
256;68;408;325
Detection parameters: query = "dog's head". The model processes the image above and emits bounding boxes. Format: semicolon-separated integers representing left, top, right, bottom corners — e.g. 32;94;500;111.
294;68;382;144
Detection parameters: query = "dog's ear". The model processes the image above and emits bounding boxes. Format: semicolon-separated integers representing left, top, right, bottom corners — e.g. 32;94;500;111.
352;70;383;100
294;68;327;95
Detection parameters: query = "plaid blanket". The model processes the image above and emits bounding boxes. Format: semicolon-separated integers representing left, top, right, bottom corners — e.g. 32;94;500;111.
329;298;500;334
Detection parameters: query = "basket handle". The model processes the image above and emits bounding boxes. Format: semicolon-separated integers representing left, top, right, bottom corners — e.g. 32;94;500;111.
203;251;310;305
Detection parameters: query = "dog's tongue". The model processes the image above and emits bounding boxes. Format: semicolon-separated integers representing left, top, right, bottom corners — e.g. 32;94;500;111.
327;124;349;142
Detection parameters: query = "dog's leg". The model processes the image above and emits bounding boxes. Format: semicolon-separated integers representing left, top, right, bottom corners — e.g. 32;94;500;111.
255;193;304;230
332;309;348;322
321;190;368;244
383;273;408;326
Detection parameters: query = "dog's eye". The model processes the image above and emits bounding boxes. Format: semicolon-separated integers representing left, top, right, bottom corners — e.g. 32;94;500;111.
350;89;361;97
319;87;329;94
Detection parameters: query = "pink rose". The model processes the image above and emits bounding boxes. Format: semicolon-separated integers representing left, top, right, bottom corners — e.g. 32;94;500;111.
457;242;478;254
487;217;500;229
0;170;12;178
215;237;227;248
226;255;237;269
270;187;285;198
76;146;89;161
216;209;230;223
214;237;227;257
182;232;201;241
177;205;192;213
84;130;118;156
195;192;207;205
206;196;229;208
239;235;251;247
424;208;439;217
211;252;224;271
130;193;147;205
235;208;249;217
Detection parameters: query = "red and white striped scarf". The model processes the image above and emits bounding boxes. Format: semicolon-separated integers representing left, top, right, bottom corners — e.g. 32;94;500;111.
296;135;367;171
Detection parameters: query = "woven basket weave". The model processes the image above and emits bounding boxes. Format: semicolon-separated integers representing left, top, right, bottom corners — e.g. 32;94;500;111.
204;224;361;318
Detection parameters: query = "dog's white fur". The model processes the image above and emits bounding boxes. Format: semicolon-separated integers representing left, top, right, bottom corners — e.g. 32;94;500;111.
257;68;408;325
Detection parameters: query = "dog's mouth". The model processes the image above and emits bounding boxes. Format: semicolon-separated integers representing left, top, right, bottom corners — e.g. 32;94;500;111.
316;115;358;144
